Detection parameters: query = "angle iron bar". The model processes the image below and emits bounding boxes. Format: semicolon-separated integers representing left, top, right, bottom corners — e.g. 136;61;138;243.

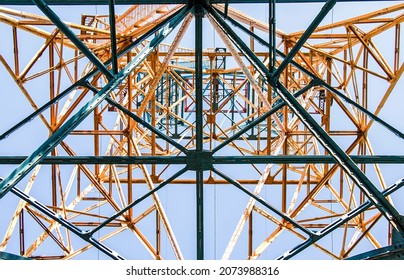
0;6;191;199
269;0;276;71
0;156;187;164
108;0;119;75
9;186;125;259
212;167;314;237
194;3;205;260
277;177;404;260
217;8;404;140
106;97;188;154
25;207;71;253
0;7;185;141
212;155;404;164
2;155;404;164
210;3;404;234
271;0;336;78
212;80;318;153
88;166;188;237
32;0;114;80
276;80;404;234
195;4;204;153
87;78;182;151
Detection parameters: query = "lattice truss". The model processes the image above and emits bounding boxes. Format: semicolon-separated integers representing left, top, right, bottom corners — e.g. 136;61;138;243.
0;1;404;260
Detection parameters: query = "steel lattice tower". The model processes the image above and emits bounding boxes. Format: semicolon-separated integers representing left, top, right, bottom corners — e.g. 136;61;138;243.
0;0;404;260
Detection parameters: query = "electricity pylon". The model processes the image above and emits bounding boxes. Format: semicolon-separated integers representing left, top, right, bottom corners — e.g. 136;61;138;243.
0;0;404;260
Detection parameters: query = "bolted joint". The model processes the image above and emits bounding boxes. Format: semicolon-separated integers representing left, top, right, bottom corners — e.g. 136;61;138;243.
190;0;208;16
186;150;213;171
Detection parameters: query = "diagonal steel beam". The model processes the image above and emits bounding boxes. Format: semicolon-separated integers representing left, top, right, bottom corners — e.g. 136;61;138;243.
212;80;319;153
105;96;188;154
271;0;336;78
0;6;191;199
208;3;404;235
212;167;314;237
0;5;184;141
1;155;404;165
32;0;114;80
277;177;404;259
217;11;404;140
87;166;188;238
9;186;125;259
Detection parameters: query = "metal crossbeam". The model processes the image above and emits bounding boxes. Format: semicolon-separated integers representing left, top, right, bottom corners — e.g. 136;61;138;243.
271;0;337;77
216;11;404;139
0;0;403;260
10;186;126;259
32;0;114;80
0;5;191;199
1;155;404;165
208;1;404;236
278;177;404;259
0;6;182;141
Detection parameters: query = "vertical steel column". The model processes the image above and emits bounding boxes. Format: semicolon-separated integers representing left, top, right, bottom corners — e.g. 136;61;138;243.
269;0;276;72
109;0;119;75
195;2;204;260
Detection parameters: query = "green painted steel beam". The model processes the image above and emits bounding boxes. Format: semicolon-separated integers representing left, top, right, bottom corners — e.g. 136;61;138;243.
0;251;31;260
271;0;337;78
0;156;187;164
214;155;404;164
105;97;188;154
278;177;404;259
87;167;188;237
2;155;404;165
0;5;191;199
32;0;114;81
218;13;404;140
213;167;315;237
346;243;404;260
208;2;404;236
108;0;119;75
0;9;182;141
194;2;205;260
269;0;276;72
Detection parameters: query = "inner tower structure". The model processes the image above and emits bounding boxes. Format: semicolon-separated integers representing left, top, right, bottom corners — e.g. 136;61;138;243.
0;0;404;260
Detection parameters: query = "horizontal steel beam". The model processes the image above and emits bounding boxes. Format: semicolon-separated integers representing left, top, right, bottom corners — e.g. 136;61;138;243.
0;5;191;200
277;177;404;259
0;0;397;5
0;155;403;165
